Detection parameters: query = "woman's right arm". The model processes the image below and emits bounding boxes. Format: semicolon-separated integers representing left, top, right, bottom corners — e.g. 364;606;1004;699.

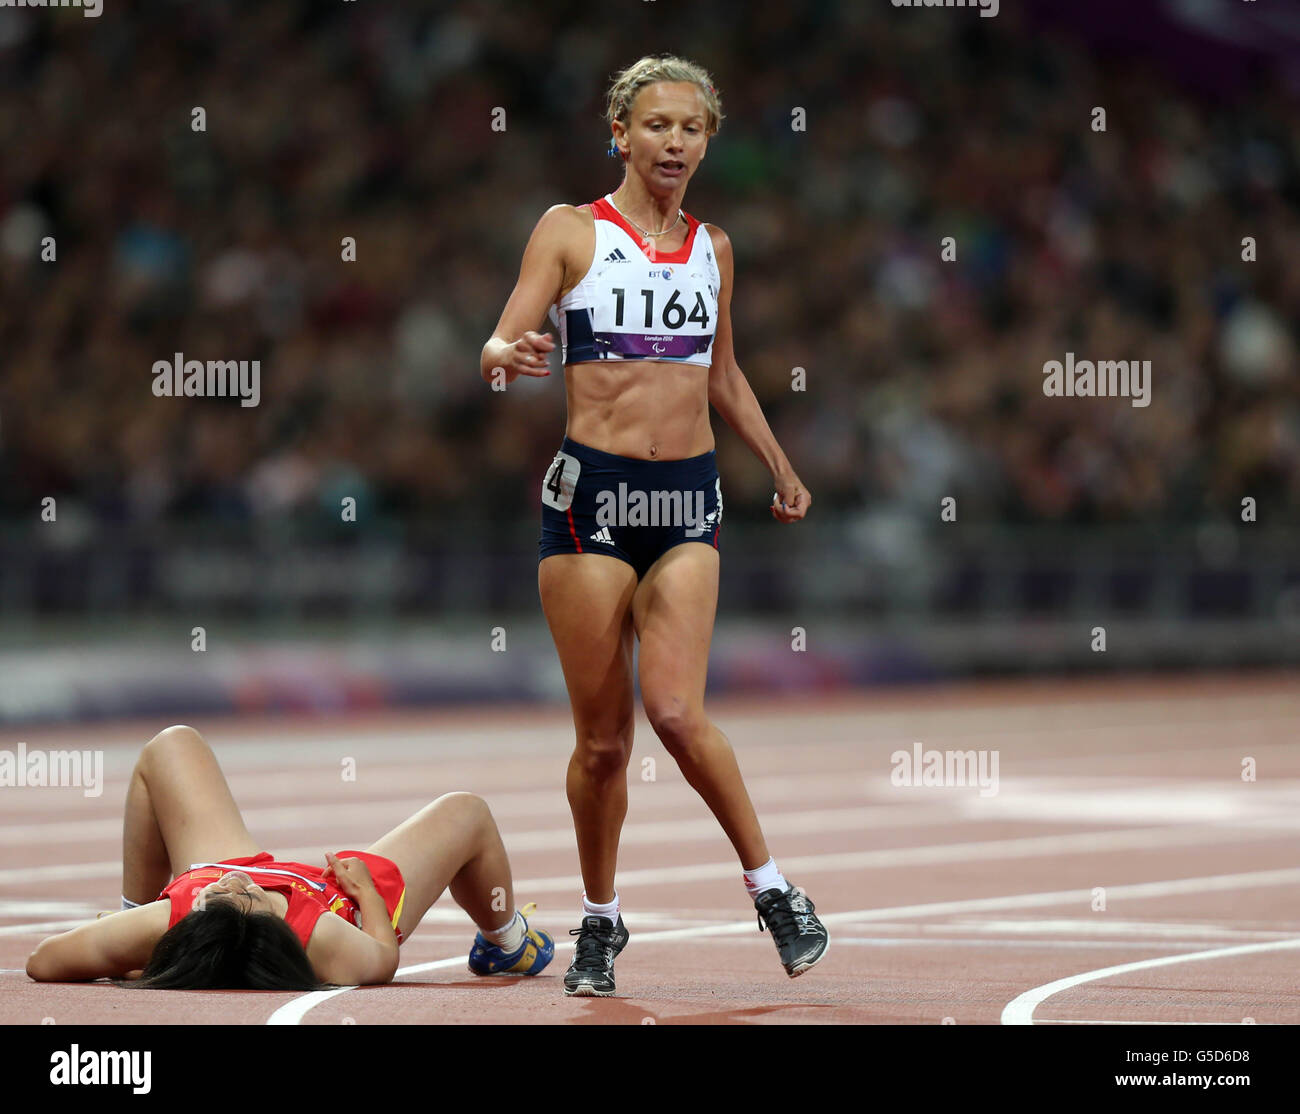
479;204;575;386
26;903;165;982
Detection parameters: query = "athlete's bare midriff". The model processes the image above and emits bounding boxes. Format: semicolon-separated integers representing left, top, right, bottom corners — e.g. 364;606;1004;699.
556;205;715;462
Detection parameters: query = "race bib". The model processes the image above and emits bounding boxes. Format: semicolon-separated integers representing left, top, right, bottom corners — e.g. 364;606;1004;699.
587;263;716;359
542;451;580;511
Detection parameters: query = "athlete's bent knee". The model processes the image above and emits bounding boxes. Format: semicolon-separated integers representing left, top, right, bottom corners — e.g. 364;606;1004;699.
646;703;707;756
432;791;491;824
144;724;205;758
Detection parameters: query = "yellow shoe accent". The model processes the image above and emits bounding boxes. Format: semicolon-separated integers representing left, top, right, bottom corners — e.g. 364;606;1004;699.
505;941;539;972
502;903;543;971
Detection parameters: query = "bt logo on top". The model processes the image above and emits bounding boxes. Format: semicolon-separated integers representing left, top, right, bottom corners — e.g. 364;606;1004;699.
648;267;673;280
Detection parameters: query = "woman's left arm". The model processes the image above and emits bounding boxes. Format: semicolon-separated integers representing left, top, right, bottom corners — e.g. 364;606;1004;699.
703;225;811;523
26;903;163;982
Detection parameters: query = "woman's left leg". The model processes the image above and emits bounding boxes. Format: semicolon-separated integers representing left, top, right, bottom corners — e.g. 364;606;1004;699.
636;547;832;976
632;543;770;871
365;792;517;943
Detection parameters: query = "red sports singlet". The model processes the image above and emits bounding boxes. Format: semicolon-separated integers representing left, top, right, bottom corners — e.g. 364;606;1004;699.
158;851;407;949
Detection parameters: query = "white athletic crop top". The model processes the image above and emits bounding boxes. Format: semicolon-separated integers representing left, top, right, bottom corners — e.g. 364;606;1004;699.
546;194;721;367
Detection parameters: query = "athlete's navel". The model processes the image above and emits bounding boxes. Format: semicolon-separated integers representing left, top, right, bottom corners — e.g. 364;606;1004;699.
648;443;659;458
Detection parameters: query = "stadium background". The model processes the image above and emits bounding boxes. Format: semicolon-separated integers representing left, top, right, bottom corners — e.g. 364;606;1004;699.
1;0;1298;725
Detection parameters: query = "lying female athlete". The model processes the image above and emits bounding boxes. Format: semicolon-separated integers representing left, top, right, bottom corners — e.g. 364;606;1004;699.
480;54;829;996
25;725;553;989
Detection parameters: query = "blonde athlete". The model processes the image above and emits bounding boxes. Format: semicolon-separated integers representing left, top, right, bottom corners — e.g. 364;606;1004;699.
480;55;829;996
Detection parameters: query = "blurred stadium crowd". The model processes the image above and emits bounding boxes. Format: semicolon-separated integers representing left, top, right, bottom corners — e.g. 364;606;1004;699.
1;0;1297;533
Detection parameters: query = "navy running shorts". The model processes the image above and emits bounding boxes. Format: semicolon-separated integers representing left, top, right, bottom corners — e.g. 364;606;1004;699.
538;437;722;579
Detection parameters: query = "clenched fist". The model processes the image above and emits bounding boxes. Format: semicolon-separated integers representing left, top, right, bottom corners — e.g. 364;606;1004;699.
321;851;377;901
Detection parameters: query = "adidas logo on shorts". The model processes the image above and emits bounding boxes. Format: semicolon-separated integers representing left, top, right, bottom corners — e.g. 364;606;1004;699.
589;526;614;544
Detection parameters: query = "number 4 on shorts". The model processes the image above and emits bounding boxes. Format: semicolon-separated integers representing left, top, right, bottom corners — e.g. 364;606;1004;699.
542;451;580;512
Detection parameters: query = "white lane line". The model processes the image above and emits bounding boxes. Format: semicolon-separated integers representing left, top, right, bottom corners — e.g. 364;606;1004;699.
16;860;1300;945
0;769;877;824
16;694;1292;770
10;861;1300;943
956;782;1300;826
270;909;862;1026
786;937;1258;951
266;955;471;1025
505;823;1300;892
9;813;1296;889
1036;1018;1270;1025
1000;937;1300;1025
933;918;1296;941
264;982;365;1024
16;775;1300;847
0;919;90;938
268;866;1300;1024
0;802;968;852
0;900;101;918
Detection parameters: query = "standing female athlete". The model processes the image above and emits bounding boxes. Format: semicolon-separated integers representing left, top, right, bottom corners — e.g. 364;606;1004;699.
480;55;829;996
25;724;553;988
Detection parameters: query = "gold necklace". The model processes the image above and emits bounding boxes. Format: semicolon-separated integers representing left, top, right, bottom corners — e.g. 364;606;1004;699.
609;193;684;238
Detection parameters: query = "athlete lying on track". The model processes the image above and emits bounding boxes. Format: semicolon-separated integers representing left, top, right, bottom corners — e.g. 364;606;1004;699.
25;725;553;990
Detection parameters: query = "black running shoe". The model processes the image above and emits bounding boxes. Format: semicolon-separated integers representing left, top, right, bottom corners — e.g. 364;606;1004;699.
563;914;629;997
754;882;830;977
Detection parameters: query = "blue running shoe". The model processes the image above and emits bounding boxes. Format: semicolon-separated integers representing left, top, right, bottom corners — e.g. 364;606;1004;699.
468;902;555;976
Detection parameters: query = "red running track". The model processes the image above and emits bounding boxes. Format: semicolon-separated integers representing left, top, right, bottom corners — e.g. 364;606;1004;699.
2;671;1298;1025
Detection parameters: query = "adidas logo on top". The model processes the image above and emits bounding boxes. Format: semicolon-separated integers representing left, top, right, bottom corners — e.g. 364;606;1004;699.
603;248;628;263
589;526;614;544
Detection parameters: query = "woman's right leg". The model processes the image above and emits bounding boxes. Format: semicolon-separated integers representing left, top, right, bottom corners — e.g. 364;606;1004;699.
122;725;263;903
538;552;638;905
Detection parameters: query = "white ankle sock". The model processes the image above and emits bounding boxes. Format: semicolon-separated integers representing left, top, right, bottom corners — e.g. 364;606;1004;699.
482;911;527;954
581;891;619;924
121;895;141;911
742;857;788;900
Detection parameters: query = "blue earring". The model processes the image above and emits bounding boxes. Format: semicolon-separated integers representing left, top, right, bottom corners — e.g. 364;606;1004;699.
607;137;619;158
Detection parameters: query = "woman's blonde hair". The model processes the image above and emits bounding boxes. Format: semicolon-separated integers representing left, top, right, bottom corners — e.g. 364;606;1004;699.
603;55;724;149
